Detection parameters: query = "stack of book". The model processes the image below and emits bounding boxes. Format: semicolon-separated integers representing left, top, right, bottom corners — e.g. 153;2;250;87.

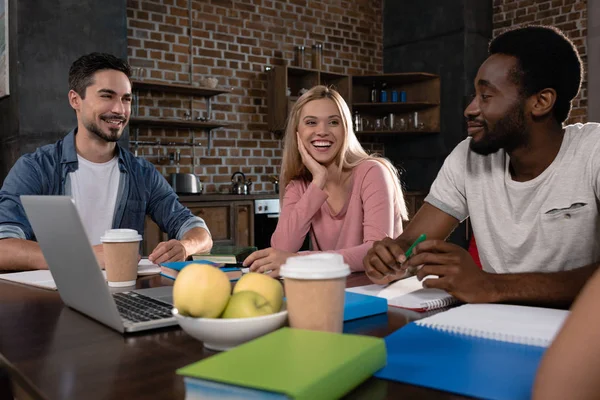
192;245;257;263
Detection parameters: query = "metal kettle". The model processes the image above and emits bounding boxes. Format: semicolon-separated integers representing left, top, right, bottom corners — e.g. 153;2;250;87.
231;171;252;195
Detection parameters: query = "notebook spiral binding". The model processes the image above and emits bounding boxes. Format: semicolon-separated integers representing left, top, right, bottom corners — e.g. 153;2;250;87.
416;322;551;347
422;297;458;310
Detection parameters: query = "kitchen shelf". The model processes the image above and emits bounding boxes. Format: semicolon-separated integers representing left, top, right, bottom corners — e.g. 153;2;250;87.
352;102;440;113
352;72;439;85
130;80;233;154
267;66;350;134
131;80;232;97
130;140;202;147
129;117;228;130
356;130;439;135
352;73;441;134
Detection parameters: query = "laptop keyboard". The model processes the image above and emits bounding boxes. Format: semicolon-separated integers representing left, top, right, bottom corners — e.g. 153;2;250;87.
113;291;173;324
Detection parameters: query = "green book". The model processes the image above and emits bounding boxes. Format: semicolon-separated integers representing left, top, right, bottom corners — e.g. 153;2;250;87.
177;327;386;399
192;245;257;263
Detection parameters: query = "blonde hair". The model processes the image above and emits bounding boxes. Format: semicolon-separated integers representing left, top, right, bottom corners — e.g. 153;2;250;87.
279;85;408;220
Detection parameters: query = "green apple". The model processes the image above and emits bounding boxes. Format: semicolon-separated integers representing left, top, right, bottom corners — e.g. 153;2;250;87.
221;291;274;319
233;273;284;312
173;263;231;318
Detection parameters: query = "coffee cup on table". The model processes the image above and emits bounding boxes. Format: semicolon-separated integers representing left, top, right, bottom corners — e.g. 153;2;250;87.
100;229;142;287
279;253;351;333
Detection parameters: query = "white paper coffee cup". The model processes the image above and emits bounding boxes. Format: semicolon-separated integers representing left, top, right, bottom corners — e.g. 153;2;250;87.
280;253;350;333
101;229;142;287
100;229;142;243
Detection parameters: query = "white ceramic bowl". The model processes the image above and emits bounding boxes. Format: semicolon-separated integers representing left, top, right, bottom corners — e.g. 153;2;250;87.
172;304;288;351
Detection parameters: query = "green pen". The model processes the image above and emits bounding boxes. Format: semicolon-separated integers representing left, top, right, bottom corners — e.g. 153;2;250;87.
404;233;427;259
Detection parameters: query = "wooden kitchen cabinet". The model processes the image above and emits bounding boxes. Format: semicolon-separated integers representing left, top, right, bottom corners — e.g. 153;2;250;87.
141;200;254;256
267;67;439;137
267;66;351;134
352;73;440;135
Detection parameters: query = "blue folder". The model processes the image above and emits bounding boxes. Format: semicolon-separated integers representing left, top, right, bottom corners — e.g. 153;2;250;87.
161;261;242;281
375;323;546;400
343;291;388;322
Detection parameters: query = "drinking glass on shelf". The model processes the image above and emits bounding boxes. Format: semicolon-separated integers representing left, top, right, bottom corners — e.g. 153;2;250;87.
375;118;384;131
384;113;395;130
361;118;372;131
412;112;419;130
398;118;406;131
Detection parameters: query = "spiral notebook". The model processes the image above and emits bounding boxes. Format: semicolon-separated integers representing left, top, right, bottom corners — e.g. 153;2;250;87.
415;303;569;347
346;276;458;312
375;304;570;400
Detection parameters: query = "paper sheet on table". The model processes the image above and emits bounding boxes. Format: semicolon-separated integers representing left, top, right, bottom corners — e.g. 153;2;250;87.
0;260;161;290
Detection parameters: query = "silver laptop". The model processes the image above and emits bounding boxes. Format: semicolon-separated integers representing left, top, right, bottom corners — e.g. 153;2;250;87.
20;195;177;333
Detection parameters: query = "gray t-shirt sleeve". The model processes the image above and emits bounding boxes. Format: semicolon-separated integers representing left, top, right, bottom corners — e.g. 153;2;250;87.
425;138;470;222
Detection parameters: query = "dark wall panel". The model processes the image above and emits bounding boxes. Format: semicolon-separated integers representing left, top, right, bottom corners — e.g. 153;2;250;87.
0;0;127;184
383;0;492;247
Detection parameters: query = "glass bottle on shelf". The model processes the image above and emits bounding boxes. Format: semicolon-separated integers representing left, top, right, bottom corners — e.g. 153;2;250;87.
370;82;378;103
380;82;388;102
311;43;323;70
353;110;362;132
295;46;305;68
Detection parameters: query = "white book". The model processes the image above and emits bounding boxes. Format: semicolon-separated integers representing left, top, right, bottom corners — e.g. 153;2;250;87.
346;276;458;311
0;260;160;291
415;303;569;347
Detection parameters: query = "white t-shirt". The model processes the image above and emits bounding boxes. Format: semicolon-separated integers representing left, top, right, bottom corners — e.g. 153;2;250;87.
425;123;600;274
69;155;120;245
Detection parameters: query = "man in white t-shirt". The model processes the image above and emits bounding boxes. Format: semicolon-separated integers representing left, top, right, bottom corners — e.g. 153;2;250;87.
364;25;598;307
0;53;212;271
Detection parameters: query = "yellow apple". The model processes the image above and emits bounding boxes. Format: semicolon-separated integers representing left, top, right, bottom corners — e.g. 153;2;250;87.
233;273;284;312
173;263;231;318
221;291;274;319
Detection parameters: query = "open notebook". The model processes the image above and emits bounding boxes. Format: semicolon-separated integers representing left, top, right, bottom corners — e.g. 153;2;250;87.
375;304;570;400
346;276;458;312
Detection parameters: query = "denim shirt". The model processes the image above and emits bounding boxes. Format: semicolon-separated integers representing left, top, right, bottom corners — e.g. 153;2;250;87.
0;129;209;242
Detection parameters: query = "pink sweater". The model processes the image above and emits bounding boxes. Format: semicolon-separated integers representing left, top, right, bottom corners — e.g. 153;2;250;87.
271;160;404;271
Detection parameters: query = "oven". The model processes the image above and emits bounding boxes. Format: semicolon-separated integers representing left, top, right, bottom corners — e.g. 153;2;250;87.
254;199;280;250
253;199;311;251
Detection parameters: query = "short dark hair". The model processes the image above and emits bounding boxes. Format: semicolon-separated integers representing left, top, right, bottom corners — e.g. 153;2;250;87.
489;25;582;123
68;53;131;99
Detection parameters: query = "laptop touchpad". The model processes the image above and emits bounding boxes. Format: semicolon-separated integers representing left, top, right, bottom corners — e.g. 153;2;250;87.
134;286;173;305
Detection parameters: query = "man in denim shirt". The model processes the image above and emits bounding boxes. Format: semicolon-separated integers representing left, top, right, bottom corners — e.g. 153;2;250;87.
0;53;212;271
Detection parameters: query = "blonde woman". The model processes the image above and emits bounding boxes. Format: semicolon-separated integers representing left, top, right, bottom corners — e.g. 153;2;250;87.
243;86;407;276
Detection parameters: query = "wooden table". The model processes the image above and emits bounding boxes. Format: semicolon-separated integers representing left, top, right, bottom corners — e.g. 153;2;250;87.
0;273;470;400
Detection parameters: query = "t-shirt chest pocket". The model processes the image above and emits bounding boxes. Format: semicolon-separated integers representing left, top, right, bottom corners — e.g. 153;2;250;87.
542;202;590;220
540;201;596;263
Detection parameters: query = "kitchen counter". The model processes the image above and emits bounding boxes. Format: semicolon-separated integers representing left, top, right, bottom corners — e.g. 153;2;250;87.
177;193;279;202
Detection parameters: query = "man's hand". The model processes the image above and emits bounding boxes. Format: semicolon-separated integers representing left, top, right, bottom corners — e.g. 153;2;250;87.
92;244;105;269
243;247;297;277
363;237;408;282
404;240;498;303
148;240;187;264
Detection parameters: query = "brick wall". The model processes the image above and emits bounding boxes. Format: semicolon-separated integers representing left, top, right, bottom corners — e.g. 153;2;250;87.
492;0;587;124
127;0;384;194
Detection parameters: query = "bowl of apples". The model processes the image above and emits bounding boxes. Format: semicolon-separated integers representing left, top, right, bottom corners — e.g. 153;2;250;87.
172;264;287;351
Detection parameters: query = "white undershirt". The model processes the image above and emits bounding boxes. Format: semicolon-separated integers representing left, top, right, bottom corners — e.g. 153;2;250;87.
69;155;120;245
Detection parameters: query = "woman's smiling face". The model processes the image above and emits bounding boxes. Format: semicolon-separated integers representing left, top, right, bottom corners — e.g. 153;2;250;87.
297;98;345;166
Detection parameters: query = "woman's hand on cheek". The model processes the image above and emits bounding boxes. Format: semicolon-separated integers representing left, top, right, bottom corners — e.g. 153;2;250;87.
297;132;327;189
